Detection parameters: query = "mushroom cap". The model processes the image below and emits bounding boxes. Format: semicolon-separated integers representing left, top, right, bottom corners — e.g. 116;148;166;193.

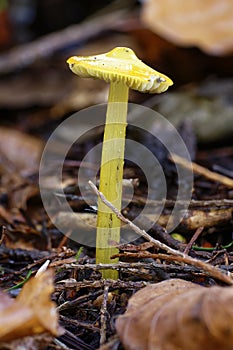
67;47;173;93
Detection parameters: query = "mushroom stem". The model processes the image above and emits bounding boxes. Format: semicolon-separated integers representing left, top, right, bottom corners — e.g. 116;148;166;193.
96;81;129;279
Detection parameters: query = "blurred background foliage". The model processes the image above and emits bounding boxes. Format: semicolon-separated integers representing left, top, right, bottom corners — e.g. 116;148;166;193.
0;0;232;144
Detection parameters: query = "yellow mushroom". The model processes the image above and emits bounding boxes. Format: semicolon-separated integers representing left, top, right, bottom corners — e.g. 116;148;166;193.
67;47;173;279
67;47;172;93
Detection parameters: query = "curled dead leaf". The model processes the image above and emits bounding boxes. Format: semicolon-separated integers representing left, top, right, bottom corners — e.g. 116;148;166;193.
116;279;233;350
0;269;62;343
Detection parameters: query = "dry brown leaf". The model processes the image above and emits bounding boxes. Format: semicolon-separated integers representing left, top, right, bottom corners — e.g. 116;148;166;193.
3;223;48;250
0;127;44;177
0;333;55;350
141;0;233;55
116;279;233;350
0;269;62;343
9;183;40;210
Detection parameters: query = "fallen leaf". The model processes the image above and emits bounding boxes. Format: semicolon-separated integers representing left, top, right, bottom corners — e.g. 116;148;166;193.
142;0;233;55
116;278;233;350
9;183;40;210
0;127;44;177
3;223;48;250
0;269;62;343
0;333;55;350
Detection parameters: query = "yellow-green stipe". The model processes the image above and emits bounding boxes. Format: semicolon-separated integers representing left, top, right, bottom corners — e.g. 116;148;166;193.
96;81;129;279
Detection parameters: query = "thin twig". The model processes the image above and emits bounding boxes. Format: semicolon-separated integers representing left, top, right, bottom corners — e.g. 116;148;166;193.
100;284;109;346
98;335;121;350
88;180;233;285
170;153;233;188
59;261;201;273
57;290;103;312
113;251;233;285
184;226;204;255
59;315;100;333
55;278;148;292
88;181;185;258
57;330;95;350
